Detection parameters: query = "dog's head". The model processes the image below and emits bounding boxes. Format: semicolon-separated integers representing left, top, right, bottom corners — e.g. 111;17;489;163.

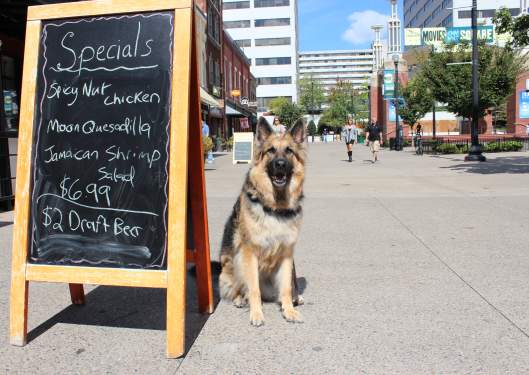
250;117;306;206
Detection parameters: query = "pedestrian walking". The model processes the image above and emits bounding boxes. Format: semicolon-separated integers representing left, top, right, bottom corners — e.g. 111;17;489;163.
365;121;383;163
272;116;287;134
341;117;358;162
322;128;328;143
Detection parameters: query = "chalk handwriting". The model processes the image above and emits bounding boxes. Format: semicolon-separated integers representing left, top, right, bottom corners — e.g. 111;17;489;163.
50;21;156;75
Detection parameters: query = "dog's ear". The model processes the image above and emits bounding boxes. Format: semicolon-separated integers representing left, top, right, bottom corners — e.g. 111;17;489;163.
255;116;273;147
289;118;306;144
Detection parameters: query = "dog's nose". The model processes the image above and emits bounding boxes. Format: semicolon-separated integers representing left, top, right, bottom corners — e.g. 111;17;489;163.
274;158;287;169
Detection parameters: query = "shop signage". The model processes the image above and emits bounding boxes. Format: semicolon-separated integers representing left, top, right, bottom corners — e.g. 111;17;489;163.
445;26;494;44
233;132;253;164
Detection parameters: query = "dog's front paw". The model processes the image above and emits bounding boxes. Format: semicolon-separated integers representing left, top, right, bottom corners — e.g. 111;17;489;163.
282;307;303;323
250;309;265;327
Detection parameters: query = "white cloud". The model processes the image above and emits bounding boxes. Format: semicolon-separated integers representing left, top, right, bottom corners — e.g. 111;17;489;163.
341;10;389;46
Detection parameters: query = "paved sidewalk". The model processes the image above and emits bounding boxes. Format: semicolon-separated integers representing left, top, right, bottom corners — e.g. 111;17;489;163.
2;143;529;374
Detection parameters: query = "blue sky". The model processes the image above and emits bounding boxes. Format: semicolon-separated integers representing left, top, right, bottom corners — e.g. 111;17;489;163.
298;0;403;51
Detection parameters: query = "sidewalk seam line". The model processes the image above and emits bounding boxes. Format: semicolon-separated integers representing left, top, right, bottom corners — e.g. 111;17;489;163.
374;197;529;340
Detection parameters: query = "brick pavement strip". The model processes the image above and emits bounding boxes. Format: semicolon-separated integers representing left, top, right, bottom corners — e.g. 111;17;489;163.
2;143;529;374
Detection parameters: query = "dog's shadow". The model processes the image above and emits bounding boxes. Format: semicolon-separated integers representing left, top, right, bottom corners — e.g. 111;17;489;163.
200;261;308;297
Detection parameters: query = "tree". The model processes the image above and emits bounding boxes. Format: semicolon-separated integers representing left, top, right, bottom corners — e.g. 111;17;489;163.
493;7;529;49
420;42;525;122
399;72;434;132
319;80;368;129
268;97;304;129
298;76;326;114
307;120;317;136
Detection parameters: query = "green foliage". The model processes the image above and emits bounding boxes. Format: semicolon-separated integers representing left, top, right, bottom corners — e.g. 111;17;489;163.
493;7;529;49
483;140;523;152
319;80;368;129
307;120;317;136
268;97;304;128
432;140;523;154
223;136;233;151
399;72;434;129
203;136;214;154
299;76;326;114
420;42;525;121
269;97;290;115
433;143;462;154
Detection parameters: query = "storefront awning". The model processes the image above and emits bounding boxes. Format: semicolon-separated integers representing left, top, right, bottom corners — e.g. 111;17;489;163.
200;87;221;108
226;105;243;116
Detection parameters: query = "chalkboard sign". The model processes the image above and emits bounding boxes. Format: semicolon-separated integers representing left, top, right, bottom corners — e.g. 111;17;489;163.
232;132;254;164
29;12;174;268
10;1;214;358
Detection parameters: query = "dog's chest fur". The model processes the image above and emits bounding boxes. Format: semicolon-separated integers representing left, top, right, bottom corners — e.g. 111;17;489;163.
243;197;301;253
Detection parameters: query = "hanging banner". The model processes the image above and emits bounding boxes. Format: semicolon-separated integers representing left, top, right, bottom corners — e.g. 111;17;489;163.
445;26;494;44
520;91;529;119
388;100;403;122
383;69;395;99
404;28;421;46
421;27;447;48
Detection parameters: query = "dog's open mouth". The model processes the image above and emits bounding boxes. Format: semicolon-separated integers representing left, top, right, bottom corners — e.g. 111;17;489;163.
271;174;287;187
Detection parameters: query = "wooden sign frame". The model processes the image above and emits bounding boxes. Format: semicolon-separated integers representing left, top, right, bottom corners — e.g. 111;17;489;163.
9;0;213;358
232;132;254;164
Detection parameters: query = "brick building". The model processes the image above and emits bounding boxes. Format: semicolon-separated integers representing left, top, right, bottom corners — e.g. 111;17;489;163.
223;30;257;135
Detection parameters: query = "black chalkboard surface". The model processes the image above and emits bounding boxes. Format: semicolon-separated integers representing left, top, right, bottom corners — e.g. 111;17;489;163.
29;12;174;269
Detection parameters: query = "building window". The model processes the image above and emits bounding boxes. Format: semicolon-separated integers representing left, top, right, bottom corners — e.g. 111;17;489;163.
441;14;452;26
235;39;251;47
255;18;290;27
224;20;251;29
254;0;289;7
223;1;250;10
257;76;292;85
255;57;291;65
255;37;291;46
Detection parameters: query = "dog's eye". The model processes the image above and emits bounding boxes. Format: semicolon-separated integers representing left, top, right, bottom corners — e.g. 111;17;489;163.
285;147;293;154
267;147;276;154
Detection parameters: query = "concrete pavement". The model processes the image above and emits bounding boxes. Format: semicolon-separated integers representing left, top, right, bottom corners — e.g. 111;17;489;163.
2;142;529;374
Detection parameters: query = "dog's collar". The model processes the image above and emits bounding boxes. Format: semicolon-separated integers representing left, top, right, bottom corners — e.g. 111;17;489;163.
246;192;302;218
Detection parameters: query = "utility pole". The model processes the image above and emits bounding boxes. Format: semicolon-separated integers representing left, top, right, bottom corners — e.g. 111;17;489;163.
465;0;486;161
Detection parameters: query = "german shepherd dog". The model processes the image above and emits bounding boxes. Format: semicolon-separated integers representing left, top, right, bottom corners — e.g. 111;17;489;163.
219;117;306;326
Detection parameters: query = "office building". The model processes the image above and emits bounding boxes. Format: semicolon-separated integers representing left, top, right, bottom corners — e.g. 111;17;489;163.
298;50;373;95
222;0;299;113
404;0;454;28
404;0;527;29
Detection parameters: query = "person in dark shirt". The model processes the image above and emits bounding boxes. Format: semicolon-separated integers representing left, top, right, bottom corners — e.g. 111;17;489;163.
365;121;383;163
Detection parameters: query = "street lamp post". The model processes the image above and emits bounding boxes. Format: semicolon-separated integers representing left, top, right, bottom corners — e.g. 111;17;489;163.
392;54;401;151
310;80;315;121
465;0;486;161
367;83;372;125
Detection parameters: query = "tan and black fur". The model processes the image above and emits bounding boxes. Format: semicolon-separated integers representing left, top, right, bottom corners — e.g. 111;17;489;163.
219;117;306;326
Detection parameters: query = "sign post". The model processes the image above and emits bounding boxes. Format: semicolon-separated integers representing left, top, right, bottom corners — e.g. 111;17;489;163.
9;0;212;358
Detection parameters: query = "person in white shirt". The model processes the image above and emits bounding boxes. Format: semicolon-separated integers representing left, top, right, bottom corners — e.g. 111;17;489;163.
272;116;287;134
341;117;358;162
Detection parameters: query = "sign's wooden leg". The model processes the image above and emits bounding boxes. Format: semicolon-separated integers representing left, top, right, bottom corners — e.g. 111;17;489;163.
9;279;29;346
166;255;186;358
188;6;214;315
68;283;85;305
